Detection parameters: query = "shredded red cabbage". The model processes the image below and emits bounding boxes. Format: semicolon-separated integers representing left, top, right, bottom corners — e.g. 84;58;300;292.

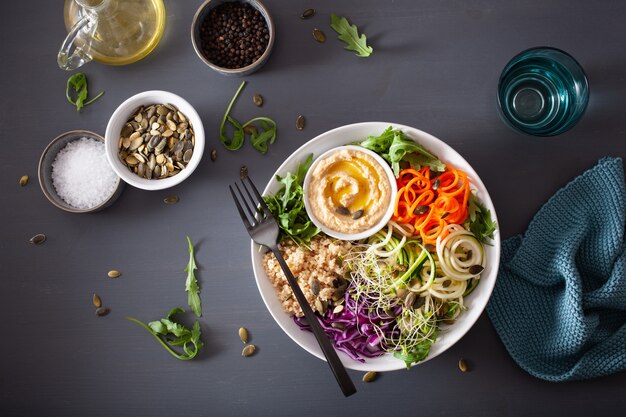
293;284;401;362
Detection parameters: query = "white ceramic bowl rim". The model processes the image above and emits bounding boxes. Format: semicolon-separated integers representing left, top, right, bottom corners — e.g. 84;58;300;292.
104;90;205;191
302;145;398;240
250;122;501;372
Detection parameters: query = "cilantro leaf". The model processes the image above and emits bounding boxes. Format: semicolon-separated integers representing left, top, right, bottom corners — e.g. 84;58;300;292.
330;14;373;57
65;72;103;112
185;236;201;317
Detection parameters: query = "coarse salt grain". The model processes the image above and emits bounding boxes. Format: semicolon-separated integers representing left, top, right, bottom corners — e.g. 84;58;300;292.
51;137;118;209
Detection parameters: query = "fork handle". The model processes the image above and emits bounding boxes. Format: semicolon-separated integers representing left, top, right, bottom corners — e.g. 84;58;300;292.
271;247;357;397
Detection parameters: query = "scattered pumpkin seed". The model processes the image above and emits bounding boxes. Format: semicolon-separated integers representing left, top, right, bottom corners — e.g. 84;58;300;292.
301;8;315;19
458;358;469;372
210;148;217;162
239;327;249;344
240;165;248;179
19;175;29;187
404;292;417;308
242;344;256;357
331;322;345;330
424;244;436;252
310;279;320;296
352;209;364;220
362;371;377;383
107;270;121;279
252;94;264;107
312;28;326;43
29;233;46;245
441;211;450;219
92;293;102;308
243;125;258;136
335;206;350;216
413;205;429;215
296;115;306;130
432;178;441;190
163;196;179;204
442;279;451;288
95;307;110;317
333;304;344;314
469;264;485;275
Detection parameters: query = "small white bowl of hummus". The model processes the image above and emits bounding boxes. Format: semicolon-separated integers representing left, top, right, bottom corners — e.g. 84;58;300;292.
303;145;398;240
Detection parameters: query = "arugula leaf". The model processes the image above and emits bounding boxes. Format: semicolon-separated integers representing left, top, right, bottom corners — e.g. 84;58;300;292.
359;127;446;176
467;193;497;244
264;154;320;245
185;236;201;317
220;82;278;154
220;82;247;150
127;308;203;360
65;72;103;112
245;117;277;154
330;13;373;57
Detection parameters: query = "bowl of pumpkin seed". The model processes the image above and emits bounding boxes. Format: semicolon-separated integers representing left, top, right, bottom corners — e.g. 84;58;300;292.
105;91;205;190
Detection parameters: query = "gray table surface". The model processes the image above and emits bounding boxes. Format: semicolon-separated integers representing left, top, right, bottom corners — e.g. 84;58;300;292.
2;0;626;416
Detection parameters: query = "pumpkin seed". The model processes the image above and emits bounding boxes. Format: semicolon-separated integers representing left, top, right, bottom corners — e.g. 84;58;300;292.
442;280;451;288
335;206;350;216
240;165;248;179
331;322;345;330
163;196;179;204
92;293;102;308
107;270;121;279
29;233;46;245
352;209;364;220
404;292;417;308
95;307;110;317
19;175;29;187
210;149;217;162
296;115;305;130
362;371;377;383
301;8;315;19
432;178;441;190
243;125;258;136
252;94;264;107
424;244;436;252
239;327;249;344
315;299;328;315
458;358;469;372
414;205;429;215
242;344;256;357
441;211;450;219
332;304;344;314
310;279;320;296
312;28;326;43
469;264;484;275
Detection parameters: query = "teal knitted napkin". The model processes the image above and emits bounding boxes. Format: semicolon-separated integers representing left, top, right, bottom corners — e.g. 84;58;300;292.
487;157;626;381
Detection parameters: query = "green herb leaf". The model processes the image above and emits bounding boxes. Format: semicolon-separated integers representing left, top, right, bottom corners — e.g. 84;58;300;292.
127;310;203;361
220;81;247;150
245;117;277;154
185;236;201;317
65;72;103;112
219;82;278;154
393;339;432;368
359;127;446;176
467;192;497;244
264;154;320;245
330;13;373;57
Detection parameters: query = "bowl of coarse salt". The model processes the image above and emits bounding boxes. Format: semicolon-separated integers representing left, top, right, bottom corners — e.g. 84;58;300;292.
38;130;124;213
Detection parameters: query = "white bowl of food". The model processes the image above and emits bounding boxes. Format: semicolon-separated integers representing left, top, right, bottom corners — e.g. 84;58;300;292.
104;91;205;191
303;145;398;241
251;122;500;372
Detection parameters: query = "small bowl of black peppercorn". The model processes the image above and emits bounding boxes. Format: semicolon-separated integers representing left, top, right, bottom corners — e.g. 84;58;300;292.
191;0;275;76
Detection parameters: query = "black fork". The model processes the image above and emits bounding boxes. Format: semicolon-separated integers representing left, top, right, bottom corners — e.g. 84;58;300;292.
229;176;357;397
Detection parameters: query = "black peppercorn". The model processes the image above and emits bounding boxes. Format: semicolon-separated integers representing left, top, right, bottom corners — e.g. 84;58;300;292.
199;2;270;69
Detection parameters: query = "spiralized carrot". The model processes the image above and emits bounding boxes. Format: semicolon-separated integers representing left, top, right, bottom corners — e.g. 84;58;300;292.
391;165;471;245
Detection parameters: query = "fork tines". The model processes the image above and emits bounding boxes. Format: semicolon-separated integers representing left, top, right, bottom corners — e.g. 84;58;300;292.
229;176;272;229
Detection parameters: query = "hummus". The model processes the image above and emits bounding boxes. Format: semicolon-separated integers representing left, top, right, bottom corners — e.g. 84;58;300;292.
307;147;392;234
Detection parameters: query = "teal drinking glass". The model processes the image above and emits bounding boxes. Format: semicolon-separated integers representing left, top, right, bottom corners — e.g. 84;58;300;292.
497;47;589;136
